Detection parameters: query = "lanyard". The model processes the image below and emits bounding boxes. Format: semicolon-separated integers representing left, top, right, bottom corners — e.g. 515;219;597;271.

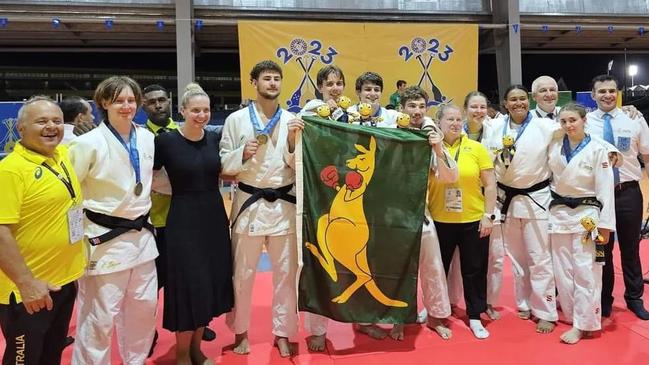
41;161;76;200
248;102;282;136
562;134;591;163
105;121;141;186
463;123;483;142
448;136;463;162
502;112;533;146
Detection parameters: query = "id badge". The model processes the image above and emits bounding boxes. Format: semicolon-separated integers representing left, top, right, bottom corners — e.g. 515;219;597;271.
444;187;463;213
67;206;84;244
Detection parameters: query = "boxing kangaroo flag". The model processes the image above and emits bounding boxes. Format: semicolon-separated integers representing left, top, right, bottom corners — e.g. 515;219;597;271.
296;116;431;324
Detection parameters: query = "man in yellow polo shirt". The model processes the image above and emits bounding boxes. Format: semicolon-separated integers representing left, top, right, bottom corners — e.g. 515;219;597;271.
0;96;86;365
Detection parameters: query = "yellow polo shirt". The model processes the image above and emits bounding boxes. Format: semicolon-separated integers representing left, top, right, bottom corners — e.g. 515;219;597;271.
146;119;178;227
428;136;493;223
0;143;86;304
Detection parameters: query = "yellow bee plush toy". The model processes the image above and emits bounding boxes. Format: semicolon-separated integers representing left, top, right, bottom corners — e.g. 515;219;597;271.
396;113;411;128
499;135;516;167
358;103;373;118
317;104;331;118
502;135;515;148
580;216;606;262
337;96;352;109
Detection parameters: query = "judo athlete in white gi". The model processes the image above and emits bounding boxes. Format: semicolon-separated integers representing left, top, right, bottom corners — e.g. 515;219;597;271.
69;76;158;364
391;86;457;341
297;65;347;352
220;60;304;358
482;85;559;333
347;71;398;128
548;103;617;344
446;91;504;321
585;74;649;320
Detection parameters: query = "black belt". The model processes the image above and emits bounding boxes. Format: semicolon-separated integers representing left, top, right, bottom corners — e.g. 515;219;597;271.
231;182;296;228
614;180;638;193
497;179;550;220
85;210;155;246
549;191;603;211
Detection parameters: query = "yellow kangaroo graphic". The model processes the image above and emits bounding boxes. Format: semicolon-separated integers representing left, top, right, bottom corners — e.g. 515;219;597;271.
305;136;407;307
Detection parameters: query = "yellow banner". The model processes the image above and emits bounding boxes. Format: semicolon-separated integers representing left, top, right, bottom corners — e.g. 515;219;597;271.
238;20;477;115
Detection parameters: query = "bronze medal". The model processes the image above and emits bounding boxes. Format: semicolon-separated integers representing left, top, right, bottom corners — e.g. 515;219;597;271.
134;182;143;196
256;134;268;145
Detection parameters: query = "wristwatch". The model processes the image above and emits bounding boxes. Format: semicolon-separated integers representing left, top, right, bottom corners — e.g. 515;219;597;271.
484;213;496;221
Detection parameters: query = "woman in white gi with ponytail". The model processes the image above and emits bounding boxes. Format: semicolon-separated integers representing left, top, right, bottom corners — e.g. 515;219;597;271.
548;103;617;344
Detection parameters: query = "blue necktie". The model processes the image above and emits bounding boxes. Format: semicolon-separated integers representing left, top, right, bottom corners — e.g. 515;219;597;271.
602;113;620;184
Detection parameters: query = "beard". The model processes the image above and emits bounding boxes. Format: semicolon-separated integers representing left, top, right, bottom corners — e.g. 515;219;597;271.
258;89;280;101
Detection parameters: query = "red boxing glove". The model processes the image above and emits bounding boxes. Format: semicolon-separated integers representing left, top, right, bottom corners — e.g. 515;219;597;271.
345;171;364;191
320;165;339;188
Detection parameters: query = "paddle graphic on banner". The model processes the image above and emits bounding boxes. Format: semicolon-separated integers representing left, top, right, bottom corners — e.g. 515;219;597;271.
238;21;477;117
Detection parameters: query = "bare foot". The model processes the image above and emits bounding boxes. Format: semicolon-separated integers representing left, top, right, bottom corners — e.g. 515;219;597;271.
274;336;293;358
232;332;250;355
427;317;452;340
390;324;404;341
354;324;387;340
486;305;501;320
560;327;582;344
306;334;326;352
536;319;556;334
517;310;531;320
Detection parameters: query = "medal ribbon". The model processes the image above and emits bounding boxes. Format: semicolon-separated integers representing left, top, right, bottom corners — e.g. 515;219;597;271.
502;111;533;146
463;123;483;142
562;134;591;163
248;102;282;136
105;121;141;188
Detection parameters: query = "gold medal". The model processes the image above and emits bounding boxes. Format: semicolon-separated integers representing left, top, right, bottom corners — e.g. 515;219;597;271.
134;182;143;196
256;134;268;145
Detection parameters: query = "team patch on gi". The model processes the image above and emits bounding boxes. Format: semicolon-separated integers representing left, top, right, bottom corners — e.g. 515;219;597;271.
617;136;631;152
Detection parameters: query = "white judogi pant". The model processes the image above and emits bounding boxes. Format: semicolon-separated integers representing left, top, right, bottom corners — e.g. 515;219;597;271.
503;218;558;322
227;232;298;338
420;217;452;318
72;260;158;365
551;233;603;331
447;225;505;306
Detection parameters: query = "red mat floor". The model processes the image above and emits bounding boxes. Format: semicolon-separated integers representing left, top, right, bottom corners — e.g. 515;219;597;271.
3;241;649;365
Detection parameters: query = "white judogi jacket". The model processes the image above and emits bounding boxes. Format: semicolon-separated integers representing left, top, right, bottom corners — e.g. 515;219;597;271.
548;135;617;233
482;114;560;219
347;104;398;128
220;104;296;236
68;122;158;275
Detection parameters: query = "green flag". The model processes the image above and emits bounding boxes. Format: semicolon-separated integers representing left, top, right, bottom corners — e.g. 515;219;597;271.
297;116;431;324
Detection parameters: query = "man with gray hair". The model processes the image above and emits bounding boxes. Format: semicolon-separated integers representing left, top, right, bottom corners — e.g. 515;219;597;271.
0;96;86;365
531;75;642;120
